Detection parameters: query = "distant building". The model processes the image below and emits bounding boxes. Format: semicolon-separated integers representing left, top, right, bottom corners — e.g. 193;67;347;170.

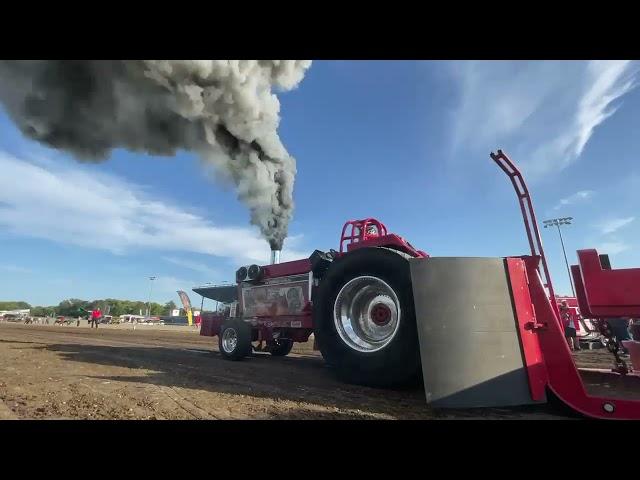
0;309;30;317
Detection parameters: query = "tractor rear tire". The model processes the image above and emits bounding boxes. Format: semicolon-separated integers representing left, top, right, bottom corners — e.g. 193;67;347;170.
270;338;294;357
313;247;422;388
219;318;252;361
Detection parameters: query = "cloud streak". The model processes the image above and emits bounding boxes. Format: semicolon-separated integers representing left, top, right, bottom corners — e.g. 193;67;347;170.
450;60;638;178
152;275;199;297
596;216;635;235
553;190;594;211
162;256;219;278
595;241;630;255
0;152;309;265
0;264;32;274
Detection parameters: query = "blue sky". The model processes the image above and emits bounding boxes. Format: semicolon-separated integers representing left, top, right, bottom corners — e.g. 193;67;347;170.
1;60;640;307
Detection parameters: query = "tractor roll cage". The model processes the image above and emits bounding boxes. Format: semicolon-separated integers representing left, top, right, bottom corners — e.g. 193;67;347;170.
339;218;428;258
339;218;388;253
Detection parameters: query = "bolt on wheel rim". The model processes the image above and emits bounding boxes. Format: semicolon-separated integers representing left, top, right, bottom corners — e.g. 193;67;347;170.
333;275;401;353
222;328;238;353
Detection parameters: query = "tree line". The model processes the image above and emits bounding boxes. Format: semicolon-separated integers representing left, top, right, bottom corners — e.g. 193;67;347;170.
1;299;178;318
0;301;31;310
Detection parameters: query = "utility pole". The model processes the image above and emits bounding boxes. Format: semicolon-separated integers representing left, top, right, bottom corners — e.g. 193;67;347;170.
147;276;156;317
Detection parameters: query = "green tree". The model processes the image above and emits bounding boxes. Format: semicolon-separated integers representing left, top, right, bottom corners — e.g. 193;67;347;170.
0;301;31;310
144;302;164;316
31;306;52;317
15;297;191;319
102;299;125;317
164;301;177;314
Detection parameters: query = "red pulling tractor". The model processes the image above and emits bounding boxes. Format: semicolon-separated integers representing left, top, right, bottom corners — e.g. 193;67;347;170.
198;150;640;419
198;217;427;388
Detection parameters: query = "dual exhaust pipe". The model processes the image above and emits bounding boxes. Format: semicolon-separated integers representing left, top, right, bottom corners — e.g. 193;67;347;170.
235;250;281;284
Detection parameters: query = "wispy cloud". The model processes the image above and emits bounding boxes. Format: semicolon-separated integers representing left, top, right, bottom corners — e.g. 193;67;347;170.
152;276;199;297
0;152;309;265
162;256;219;278
553;190;594;211
0;264;32;274
595;241;630;255
450;60;638;177
595;216;635;235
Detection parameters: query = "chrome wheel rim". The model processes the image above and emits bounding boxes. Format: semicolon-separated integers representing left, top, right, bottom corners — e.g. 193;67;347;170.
222;327;238;353
333;275;401;353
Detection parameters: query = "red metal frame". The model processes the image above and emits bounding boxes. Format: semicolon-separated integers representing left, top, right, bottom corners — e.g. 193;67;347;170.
490;150;560;322
339;218;428;258
573;249;640;317
506;257;548;401
494;149;640;419
572;264;596;319
519;256;640;419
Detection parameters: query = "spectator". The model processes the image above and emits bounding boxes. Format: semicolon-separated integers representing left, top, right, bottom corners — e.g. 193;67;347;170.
90;307;102;329
561;300;581;351
76;306;87;327
628;318;640;342
606;317;631;354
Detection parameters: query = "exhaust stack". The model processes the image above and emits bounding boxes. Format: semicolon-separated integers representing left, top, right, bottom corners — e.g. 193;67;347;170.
271;250;281;265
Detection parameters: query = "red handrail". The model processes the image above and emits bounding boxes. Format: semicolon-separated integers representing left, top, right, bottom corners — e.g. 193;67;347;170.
490;149;560;322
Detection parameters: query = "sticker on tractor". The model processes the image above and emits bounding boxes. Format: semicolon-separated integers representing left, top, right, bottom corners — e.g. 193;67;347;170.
242;281;308;317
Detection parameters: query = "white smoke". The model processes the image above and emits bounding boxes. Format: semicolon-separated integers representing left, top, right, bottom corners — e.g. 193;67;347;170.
0;60;312;249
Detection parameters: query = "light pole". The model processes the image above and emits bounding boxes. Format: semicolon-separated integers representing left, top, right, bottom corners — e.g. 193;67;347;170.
147;276;156;317
543;217;575;297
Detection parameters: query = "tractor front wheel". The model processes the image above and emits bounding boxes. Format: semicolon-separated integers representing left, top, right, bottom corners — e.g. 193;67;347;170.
219;319;252;361
313;247;421;388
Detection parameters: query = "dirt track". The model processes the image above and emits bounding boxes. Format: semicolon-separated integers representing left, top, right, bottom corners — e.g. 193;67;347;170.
0;322;637;420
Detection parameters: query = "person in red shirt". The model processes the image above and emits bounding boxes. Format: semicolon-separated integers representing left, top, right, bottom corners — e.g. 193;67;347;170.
90;307;102;329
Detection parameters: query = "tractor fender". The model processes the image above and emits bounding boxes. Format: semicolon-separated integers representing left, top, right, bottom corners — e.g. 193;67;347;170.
313;246;413;284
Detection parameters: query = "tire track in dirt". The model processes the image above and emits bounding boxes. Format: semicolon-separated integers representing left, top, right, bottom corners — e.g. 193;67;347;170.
5;323;628;419
1;323;424;419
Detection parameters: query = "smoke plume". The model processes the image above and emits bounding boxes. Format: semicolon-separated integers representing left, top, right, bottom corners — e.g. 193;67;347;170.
0;60;311;250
